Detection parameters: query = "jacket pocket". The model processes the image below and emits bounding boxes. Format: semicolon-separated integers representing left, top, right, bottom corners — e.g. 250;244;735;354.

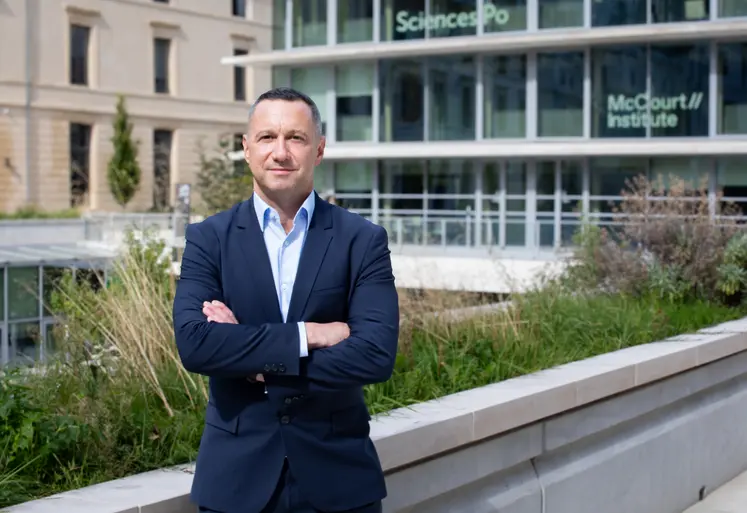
205;402;240;435
330;405;371;439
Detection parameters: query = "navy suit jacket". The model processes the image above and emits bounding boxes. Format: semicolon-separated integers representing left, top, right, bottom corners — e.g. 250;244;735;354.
172;193;400;513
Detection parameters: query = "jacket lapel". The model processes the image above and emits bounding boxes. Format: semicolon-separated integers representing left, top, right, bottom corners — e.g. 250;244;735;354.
286;194;333;323
232;198;283;323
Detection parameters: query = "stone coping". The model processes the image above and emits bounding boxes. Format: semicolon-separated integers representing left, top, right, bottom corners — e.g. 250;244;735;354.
6;316;747;513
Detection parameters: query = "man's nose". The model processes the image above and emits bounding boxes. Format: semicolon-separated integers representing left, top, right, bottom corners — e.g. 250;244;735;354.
271;137;289;161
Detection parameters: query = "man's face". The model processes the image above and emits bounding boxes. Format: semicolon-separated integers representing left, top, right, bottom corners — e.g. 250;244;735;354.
243;99;325;199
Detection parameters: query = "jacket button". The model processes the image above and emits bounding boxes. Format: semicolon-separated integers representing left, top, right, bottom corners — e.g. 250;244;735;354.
264;364;271;372
284;397;292;405
280;415;290;424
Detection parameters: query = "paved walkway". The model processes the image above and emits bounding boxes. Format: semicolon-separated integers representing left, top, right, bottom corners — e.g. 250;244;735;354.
683;470;747;512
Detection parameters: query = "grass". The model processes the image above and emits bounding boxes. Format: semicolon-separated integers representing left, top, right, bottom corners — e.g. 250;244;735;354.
0;233;745;508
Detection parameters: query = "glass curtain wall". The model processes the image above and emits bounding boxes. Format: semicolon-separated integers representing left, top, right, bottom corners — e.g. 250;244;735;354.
307;157;745;252
1;264;107;367
274;40;747;143
272;0;746;50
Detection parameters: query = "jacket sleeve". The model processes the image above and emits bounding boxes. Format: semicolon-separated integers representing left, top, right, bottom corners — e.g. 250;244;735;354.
298;225;400;390
173;222;301;378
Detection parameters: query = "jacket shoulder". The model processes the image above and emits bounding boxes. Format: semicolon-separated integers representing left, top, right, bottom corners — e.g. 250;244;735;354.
329;203;381;234
187;201;244;238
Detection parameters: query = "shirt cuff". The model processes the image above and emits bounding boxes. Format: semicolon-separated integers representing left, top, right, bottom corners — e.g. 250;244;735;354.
298;322;308;358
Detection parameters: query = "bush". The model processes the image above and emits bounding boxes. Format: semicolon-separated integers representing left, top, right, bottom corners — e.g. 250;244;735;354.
564;173;747;303
194;135;253;216
0;206;81;220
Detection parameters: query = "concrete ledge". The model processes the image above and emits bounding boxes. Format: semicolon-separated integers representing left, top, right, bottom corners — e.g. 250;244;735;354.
7;317;747;513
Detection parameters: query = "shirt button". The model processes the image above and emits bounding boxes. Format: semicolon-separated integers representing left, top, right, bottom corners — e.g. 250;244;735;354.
280;415;290;424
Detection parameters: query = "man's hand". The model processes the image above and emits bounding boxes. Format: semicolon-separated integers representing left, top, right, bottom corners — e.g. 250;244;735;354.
202;300;237;324
202;300;263;382
305;322;350;350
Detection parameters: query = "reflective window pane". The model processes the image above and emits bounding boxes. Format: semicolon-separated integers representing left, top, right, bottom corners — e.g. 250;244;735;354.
539;0;583;28
43;266;65;317
649;157;710;192
10;322;40;365
429;0;478;38
314;161;335;195
590;157;647;213
381;0;426;41
8;267;39;321
429;56;476;141
380;59;424;141
484;54;526;138
379;161;424;212
717;157;747;215
292;0;327;47
592;0;646;26
336;63;374;141
650;44;709;137
335;162;374;210
720;0;747;17
718;42;747;135
427;160;475;211
651;0;709;22
505;162;527;246
291;67;329;135
537;52;584;137
591;45;647;138
484;0;527;33
338;0;374;43
273;0;286;49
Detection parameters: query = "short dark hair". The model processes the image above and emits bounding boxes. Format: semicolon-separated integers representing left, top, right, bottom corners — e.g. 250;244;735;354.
247;87;323;136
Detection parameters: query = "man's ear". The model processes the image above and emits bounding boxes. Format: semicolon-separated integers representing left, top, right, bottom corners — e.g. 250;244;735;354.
242;134;251;162
315;136;326;166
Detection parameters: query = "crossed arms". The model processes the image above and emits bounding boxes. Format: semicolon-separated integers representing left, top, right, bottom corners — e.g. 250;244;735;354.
172;221;400;390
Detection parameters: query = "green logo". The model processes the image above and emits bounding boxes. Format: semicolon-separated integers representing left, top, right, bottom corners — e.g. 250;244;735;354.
395;3;510;33
606;92;705;129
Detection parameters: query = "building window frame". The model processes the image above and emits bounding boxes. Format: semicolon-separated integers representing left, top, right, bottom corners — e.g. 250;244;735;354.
69;24;91;86
153;128;174;211
64;6;100;88
233;0;246;17
233;48;249;101
153;37;171;94
69;122;92;208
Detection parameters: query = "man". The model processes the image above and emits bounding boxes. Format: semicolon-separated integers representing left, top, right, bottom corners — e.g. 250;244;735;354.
172;87;399;513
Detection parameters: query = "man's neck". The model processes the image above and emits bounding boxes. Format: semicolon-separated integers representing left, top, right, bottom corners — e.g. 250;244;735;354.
254;187;312;230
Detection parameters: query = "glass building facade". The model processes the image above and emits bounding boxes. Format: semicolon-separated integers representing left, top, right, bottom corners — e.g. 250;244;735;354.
0;254;109;366
267;0;747;252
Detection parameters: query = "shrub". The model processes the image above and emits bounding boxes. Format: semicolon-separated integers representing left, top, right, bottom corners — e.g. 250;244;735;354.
107;95;142;209
194;135;253;216
564;173;746;303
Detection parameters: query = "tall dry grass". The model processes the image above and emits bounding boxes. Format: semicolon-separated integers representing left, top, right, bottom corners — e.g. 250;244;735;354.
49;231;208;416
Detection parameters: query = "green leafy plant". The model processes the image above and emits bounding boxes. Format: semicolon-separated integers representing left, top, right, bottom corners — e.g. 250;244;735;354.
107;95;142;209
716;232;747;299
194;134;253;216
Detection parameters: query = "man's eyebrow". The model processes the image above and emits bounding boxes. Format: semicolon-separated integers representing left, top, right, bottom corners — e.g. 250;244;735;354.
286;129;308;138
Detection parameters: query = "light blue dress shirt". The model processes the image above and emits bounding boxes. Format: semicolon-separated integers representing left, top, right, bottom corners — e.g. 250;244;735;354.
252;191;315;358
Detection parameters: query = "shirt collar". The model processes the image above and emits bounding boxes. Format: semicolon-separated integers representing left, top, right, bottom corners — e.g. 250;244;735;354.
252;190;316;232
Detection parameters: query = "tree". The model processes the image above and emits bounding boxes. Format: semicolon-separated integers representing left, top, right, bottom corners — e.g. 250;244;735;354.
107;95;141;209
194;134;253;215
